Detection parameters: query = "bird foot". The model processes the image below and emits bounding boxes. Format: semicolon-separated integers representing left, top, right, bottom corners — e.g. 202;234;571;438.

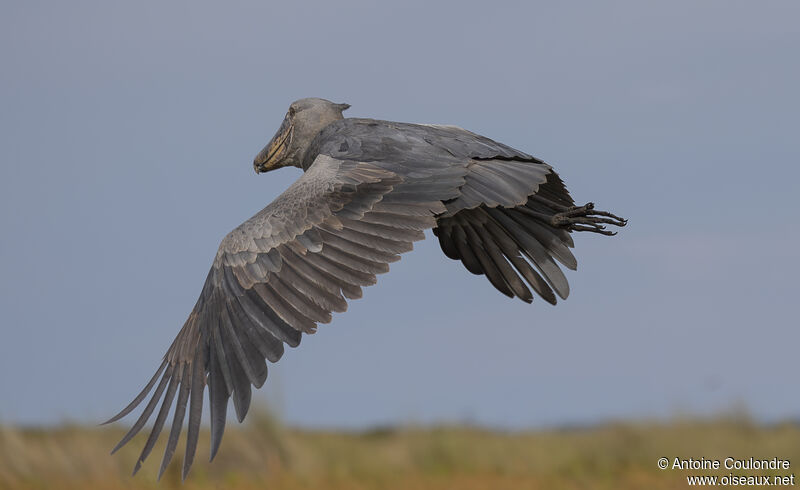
551;202;628;235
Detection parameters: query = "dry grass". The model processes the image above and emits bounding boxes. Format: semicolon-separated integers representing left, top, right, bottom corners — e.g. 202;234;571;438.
2;411;798;489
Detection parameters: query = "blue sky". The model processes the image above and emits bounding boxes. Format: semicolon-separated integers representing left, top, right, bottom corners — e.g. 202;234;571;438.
1;1;798;429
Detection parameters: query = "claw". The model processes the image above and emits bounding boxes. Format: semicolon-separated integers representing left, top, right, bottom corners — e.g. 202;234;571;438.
550;202;627;235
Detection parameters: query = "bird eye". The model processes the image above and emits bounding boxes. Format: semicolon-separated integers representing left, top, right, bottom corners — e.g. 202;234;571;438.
288;107;296;117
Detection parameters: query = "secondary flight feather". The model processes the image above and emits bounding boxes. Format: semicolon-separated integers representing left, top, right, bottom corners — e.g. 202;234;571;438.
105;97;627;479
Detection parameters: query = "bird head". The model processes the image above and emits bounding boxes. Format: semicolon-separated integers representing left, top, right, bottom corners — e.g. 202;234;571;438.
254;98;350;173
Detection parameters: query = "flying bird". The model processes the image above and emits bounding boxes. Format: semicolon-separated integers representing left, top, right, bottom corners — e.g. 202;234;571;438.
106;97;627;479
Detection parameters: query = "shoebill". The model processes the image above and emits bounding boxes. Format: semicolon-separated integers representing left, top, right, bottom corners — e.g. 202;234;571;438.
105;97;627;479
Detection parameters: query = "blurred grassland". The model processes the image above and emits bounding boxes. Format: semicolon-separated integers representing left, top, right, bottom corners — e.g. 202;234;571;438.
2;411;799;490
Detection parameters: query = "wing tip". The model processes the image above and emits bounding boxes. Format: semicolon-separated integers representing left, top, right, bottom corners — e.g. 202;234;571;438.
102;359;169;426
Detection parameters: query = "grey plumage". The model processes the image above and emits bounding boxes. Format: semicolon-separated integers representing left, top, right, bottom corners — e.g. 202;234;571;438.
106;97;626;479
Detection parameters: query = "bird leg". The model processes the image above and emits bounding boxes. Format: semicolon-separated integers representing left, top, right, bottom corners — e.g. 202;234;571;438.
550;202;627;235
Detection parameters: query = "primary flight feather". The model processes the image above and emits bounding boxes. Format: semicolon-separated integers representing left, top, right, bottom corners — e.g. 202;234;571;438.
106;97;627;479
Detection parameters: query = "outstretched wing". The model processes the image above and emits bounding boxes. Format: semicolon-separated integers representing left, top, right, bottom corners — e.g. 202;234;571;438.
105;154;454;479
310;119;581;305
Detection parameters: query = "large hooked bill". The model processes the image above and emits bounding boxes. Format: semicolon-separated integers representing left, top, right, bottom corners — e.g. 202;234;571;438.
254;114;293;173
